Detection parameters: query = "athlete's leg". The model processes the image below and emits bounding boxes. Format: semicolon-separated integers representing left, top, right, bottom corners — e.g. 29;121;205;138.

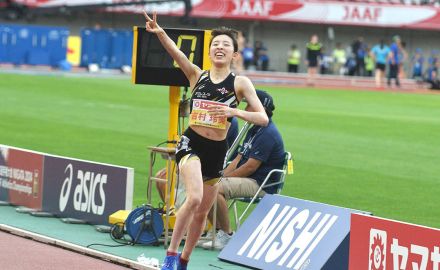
375;68;381;87
181;182;219;259
167;158;204;253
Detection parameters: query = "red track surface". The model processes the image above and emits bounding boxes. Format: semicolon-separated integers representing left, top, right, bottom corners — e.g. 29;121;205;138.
0;231;130;270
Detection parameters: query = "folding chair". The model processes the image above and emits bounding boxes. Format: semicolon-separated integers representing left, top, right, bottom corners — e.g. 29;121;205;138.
230;151;293;229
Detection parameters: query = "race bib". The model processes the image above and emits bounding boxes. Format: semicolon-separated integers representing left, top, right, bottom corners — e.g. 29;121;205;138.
189;99;227;130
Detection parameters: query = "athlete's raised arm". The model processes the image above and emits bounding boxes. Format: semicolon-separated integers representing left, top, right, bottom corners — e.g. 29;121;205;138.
143;11;202;86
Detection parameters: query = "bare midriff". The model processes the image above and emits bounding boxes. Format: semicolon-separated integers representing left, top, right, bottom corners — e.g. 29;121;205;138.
190;123;231;141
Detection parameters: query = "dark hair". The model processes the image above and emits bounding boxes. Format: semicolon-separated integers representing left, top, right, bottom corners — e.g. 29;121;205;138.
256;90;275;118
210;27;239;52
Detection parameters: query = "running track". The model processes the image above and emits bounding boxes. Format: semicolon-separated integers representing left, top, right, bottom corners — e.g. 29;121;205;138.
0;231;130;270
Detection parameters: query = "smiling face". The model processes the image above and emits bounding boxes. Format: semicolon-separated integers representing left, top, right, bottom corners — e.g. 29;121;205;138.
209;34;237;67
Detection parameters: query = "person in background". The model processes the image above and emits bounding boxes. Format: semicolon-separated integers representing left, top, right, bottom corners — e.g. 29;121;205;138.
253;41;263;70
370;39;391;88
411;48;425;79
430;50;439;63
388;35;402;87
319;46;332;75
258;44;269;71
242;41;254;70
332;42;347;75
305;34;322;85
352;36;367;76
287;44;301;73
364;47;374;77
398;41;408;79
345;53;357;76
426;59;439;89
428;49;439;75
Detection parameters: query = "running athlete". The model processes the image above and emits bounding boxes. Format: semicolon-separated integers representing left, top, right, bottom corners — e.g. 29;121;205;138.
143;11;269;270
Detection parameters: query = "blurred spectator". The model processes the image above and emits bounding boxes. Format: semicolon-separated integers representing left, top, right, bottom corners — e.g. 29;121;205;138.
370;40;391;88
332;42;347;75
287;44;301;73
387;35;402;87
351;36;367;76
253;41;262;68
345;53;357;76
306;34;322;85
411;48;424;79
428;49;439;70
259;45;270;71
426;50;439;88
365;48;374;77
319;46;332;75
242;41;254;70
426;61;440;90
398;41;408;79
426;60;438;82
253;41;269;71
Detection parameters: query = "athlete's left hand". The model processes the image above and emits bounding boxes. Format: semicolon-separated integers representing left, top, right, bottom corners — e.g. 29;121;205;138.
207;105;236;118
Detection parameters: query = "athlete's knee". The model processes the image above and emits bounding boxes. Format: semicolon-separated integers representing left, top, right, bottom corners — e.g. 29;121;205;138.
185;194;202;209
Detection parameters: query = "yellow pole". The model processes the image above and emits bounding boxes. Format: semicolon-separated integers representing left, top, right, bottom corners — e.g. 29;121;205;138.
166;86;180;208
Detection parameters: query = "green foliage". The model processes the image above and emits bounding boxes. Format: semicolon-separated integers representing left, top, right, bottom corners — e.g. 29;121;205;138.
1;73;439;228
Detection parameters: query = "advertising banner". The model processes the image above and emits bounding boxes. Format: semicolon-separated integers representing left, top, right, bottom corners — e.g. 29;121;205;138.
349;213;440;270
43;155;133;225
0;146;44;209
13;0;440;30
125;0;440;30
219;194;359;270
0;145;134;225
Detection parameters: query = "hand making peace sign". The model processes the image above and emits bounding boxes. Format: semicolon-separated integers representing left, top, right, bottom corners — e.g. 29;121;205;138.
143;11;163;34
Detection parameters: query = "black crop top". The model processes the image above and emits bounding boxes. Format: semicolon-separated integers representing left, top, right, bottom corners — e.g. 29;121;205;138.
190;71;239;122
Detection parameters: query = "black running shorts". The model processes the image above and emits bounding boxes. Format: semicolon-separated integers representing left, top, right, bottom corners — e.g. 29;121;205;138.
376;63;386;71
175;127;228;181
